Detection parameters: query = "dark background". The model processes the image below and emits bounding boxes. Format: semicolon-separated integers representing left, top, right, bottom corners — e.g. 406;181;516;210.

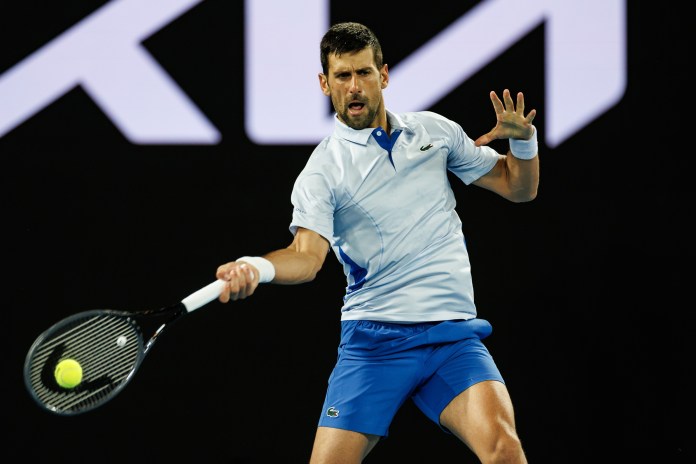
4;1;692;463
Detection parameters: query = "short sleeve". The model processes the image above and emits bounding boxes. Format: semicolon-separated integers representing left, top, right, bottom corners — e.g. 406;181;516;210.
289;168;335;244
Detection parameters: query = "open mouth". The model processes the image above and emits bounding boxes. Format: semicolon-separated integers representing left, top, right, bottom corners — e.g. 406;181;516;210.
348;101;365;115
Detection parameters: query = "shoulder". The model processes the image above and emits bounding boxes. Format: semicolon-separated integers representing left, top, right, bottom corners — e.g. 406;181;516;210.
395;111;462;136
295;136;343;184
396;110;454;124
304;134;350;169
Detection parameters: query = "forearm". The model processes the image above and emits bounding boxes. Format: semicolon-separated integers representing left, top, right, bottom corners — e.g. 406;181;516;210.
262;246;325;284
503;152;539;202
216;228;328;302
504;124;539;202
255;226;329;284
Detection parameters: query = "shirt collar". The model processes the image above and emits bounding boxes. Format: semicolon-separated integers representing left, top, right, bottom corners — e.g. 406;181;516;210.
332;110;412;146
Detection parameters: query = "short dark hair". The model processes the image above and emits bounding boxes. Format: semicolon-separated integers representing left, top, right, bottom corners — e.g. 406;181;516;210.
320;22;384;75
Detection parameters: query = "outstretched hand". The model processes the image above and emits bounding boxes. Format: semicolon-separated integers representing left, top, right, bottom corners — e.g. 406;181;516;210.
474;89;536;147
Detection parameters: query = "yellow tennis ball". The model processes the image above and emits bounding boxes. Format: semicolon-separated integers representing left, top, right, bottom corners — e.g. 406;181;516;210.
54;359;83;389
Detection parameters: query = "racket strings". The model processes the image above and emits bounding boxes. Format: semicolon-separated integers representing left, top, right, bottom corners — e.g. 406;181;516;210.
25;312;144;415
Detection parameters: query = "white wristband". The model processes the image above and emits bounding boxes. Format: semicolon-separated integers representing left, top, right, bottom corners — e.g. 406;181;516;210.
509;125;538;160
236;256;276;283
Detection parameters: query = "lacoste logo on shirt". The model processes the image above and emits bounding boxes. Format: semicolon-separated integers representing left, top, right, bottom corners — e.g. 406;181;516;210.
326;406;340;417
420;143;433;151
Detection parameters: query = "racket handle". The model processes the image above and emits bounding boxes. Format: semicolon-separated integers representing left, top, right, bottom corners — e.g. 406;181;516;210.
181;279;226;312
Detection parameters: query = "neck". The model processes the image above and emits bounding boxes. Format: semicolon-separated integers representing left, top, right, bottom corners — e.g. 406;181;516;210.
374;108;389;134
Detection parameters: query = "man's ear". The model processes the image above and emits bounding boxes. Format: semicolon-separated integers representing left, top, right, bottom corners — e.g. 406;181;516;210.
319;73;331;96
381;64;389;89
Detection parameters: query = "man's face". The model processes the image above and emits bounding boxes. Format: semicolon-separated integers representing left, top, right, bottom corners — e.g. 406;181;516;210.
319;48;389;130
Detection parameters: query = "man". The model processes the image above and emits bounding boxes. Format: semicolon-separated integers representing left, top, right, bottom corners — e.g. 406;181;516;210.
216;22;537;463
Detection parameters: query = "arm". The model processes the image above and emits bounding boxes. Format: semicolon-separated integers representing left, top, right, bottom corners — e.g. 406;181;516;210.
472;89;539;203
215;227;330;302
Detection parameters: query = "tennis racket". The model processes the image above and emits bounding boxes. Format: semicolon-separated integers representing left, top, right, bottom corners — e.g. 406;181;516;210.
23;279;226;416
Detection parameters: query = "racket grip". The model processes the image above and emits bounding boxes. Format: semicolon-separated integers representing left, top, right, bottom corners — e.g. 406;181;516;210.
181;279;226;312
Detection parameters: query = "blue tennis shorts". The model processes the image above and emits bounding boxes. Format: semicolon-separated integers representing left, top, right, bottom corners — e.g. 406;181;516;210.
317;318;503;437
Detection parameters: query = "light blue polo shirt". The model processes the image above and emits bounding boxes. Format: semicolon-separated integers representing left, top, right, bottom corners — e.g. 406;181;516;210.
290;110;502;322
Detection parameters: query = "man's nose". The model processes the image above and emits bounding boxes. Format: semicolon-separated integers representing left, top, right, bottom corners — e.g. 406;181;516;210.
349;75;361;93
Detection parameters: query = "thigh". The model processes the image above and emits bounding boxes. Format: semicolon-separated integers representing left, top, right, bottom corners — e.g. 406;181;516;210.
310;427;380;464
317;321;427;437
317;346;419;436
439;380;519;453
411;336;503;428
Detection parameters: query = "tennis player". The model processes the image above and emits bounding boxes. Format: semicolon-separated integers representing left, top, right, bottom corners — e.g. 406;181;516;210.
216;22;537;463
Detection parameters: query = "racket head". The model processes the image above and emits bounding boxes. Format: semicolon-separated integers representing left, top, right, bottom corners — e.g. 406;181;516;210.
24;309;146;416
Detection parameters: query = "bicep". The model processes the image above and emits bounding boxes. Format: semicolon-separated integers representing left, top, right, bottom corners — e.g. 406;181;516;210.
288;227;330;263
471;156;508;196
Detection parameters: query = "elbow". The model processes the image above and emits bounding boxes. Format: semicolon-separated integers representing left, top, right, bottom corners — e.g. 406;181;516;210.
520;187;538;203
509;185;538;203
297;256;324;283
502;158;539;203
300;268;320;283
308;258;324;281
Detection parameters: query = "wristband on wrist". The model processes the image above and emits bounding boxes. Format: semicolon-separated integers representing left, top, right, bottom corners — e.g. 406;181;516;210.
509;125;538;160
236;256;275;283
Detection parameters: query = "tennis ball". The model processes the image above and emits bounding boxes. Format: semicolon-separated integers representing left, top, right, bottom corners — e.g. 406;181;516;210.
55;358;83;389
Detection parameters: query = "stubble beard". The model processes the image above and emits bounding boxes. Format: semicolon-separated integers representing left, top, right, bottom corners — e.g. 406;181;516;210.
336;98;378;131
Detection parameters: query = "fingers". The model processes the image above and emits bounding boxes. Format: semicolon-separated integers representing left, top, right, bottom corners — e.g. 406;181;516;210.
483;89;536;142
516;91;524;115
492;89;531;117
525;108;537;124
503;88;515;112
474;132;493;147
489;90;504;114
215;262;258;302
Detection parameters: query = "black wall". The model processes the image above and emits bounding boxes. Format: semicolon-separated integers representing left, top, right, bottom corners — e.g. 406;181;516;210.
5;2;691;462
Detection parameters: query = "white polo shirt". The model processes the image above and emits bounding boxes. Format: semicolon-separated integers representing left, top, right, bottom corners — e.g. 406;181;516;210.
290;110;502;322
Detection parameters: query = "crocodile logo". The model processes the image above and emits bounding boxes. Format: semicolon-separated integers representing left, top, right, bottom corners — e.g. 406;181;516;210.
420;143;433;151
326;406;340;417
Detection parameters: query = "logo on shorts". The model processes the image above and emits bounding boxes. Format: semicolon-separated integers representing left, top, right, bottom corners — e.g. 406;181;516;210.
326;406;340;418
420;143;433;151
